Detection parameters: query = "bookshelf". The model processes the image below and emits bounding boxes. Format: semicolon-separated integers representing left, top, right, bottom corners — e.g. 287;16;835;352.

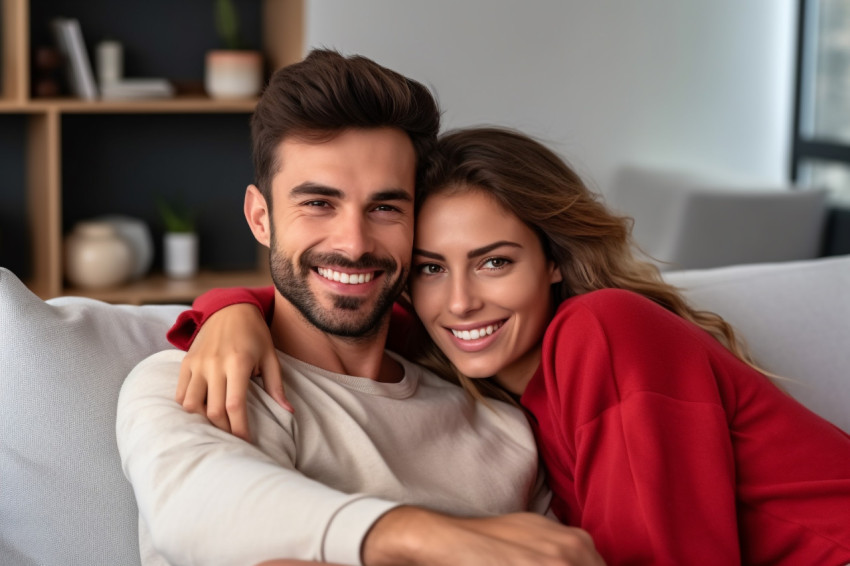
0;0;304;304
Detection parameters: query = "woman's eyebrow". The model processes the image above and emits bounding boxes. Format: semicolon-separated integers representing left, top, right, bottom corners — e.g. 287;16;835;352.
466;241;521;259
412;248;444;260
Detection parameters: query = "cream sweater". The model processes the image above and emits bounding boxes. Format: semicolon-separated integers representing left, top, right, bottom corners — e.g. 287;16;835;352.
117;349;549;566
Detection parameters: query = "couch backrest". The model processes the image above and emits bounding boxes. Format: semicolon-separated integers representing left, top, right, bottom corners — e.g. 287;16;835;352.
665;255;850;433
0;267;185;566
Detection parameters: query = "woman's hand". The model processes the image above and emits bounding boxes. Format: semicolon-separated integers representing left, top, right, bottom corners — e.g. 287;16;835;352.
176;303;293;442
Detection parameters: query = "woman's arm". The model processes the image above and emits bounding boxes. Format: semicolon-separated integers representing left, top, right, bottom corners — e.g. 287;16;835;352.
167;286;276;351
166;286;417;441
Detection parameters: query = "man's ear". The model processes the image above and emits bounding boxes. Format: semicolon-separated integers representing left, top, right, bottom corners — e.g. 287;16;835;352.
244;184;271;247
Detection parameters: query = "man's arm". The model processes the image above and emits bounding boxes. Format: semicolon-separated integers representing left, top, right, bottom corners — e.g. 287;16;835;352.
363;507;605;566
117;350;399;566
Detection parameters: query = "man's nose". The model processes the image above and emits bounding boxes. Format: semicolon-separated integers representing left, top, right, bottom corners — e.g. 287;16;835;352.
327;210;375;259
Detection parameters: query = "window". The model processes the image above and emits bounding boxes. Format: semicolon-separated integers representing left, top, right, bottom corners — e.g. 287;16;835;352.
792;0;850;206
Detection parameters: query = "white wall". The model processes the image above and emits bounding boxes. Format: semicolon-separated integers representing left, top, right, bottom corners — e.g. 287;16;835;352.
305;0;797;194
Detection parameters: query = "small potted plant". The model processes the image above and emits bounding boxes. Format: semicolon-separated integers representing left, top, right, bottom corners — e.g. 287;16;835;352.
205;0;263;99
158;198;198;279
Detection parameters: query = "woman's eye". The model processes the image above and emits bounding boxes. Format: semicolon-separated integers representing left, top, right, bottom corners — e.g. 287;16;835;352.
416;263;444;275
482;257;511;270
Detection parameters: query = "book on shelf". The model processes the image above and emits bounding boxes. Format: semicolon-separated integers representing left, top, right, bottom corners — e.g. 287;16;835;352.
100;78;175;100
51;18;98;100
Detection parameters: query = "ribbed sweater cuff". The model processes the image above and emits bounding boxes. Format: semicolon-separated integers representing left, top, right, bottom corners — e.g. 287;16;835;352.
322;497;401;565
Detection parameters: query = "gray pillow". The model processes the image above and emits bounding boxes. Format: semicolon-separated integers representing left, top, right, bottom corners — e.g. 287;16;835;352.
0;267;185;565
665;255;850;433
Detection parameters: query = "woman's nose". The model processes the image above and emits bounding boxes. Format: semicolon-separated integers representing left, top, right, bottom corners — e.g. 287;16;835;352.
447;274;482;317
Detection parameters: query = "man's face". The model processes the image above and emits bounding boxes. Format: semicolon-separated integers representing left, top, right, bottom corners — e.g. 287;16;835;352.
267;128;416;338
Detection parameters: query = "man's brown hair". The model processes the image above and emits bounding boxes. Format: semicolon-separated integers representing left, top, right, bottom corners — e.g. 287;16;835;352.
251;49;441;202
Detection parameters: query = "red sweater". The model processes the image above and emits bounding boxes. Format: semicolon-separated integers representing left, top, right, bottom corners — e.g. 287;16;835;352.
168;286;850;565
523;288;850;565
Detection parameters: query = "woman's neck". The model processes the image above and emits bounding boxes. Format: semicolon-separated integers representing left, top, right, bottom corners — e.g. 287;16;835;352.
493;343;543;396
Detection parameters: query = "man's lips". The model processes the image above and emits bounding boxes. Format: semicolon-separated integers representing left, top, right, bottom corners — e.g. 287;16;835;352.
316;266;381;285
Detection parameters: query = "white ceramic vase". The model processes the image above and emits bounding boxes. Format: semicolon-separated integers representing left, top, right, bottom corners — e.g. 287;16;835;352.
96;215;154;280
204;50;263;99
64;221;134;289
164;232;199;279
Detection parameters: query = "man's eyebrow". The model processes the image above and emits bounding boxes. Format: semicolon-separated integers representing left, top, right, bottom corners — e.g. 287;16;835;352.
413;241;522;261
371;189;413;203
289;183;343;199
288;183;412;203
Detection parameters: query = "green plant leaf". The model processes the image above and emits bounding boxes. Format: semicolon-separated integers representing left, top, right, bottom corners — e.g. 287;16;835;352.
156;197;196;233
215;0;241;50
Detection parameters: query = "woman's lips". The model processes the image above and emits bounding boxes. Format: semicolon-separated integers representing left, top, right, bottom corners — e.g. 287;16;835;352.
444;320;506;352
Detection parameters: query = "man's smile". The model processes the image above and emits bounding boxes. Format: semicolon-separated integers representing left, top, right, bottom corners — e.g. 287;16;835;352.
316;267;379;285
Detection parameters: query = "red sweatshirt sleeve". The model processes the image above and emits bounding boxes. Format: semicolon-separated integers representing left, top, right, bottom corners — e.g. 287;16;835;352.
166;286;275;350
166;286;418;354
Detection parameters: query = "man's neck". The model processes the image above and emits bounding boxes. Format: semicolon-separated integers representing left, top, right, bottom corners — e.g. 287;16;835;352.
269;292;402;383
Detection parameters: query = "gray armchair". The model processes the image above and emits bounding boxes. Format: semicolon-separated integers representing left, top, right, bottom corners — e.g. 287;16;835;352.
607;165;829;271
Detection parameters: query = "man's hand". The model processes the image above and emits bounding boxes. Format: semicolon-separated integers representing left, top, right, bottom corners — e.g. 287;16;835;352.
362;507;605;566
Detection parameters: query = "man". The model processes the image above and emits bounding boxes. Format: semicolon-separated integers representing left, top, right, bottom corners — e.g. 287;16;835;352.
117;49;602;566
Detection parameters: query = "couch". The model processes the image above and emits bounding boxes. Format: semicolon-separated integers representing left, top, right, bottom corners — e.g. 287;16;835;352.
1;256;849;565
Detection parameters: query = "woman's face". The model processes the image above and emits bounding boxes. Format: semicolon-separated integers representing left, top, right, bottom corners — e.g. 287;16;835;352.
410;187;562;394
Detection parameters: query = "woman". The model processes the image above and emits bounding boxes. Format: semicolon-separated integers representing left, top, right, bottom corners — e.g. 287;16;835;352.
168;127;850;565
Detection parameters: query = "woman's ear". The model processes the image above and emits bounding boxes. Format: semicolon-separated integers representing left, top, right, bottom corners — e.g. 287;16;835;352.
244;185;271;247
548;261;563;285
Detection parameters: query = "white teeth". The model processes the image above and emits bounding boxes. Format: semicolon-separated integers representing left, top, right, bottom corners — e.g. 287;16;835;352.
451;322;502;341
318;268;374;285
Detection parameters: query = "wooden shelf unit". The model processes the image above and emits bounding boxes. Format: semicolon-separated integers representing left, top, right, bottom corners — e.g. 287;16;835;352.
0;0;303;303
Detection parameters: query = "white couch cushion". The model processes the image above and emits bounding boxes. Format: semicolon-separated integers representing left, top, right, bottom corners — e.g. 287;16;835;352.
664;255;850;432
0;267;185;566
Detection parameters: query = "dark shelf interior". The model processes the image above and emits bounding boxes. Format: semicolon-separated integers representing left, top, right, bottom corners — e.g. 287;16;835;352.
61;113;259;271
29;0;263;84
0;115;32;280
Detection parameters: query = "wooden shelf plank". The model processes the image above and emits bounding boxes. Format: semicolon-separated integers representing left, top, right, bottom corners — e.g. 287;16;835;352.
27;110;62;298
0;96;258;114
1;0;29;102
55;269;272;305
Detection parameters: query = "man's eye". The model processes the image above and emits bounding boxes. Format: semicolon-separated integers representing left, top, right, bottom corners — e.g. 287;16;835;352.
373;204;401;213
304;200;329;207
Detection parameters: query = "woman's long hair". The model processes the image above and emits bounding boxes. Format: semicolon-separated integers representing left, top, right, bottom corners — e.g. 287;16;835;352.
407;127;766;404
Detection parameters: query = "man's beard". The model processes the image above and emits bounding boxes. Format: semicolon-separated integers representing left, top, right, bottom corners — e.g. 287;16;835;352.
269;236;407;340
